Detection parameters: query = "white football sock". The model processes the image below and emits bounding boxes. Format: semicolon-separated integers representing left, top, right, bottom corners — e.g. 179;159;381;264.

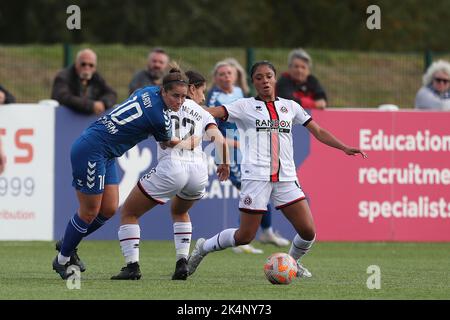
262;226;273;234
118;224;141;264
57;252;70;265
203;228;237;253
289;233;315;261
173;221;192;260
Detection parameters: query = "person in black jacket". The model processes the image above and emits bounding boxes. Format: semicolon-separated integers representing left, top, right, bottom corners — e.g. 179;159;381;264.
276;48;327;110
128;48;169;95
0;85;15;104
51;49;117;115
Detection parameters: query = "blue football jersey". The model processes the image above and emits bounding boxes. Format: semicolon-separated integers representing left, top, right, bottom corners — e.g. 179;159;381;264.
206;85;244;167
205;85;243;139
81;86;172;158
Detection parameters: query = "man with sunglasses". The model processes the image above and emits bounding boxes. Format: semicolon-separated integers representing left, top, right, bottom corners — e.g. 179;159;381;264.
51;48;117;115
415;60;450;111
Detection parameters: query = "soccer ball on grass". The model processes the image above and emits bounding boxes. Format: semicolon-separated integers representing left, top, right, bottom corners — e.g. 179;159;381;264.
263;252;297;285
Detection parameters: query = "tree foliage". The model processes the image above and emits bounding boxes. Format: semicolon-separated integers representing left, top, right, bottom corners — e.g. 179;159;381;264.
0;0;449;52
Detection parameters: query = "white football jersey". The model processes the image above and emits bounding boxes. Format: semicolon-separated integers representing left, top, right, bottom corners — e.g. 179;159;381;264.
157;98;216;161
223;97;312;181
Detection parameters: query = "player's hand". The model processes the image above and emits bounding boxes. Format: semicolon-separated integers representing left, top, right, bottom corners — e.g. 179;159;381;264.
163;136;201;150
93;101;106;115
216;164;230;181
343;146;367;158
164;137;181;149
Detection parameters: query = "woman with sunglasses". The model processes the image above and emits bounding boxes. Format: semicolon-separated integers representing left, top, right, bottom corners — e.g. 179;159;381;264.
187;61;367;279
52;68;200;280
415;60;450;111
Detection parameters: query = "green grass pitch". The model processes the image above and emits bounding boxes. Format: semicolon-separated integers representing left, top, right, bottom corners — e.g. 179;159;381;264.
0;241;448;300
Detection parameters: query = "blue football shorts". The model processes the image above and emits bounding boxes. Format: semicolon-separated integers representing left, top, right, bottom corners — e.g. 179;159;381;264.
70;136;119;194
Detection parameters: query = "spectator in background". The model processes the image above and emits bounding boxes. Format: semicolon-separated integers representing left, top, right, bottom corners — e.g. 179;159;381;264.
0;138;5;174
51;48;117;115
0;85;16;104
276;48;327;110
224;58;250;96
415;60;450;111
129;48;170;94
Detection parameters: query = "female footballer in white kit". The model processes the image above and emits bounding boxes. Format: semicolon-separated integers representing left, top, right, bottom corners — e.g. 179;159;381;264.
111;70;229;280
188;61;367;278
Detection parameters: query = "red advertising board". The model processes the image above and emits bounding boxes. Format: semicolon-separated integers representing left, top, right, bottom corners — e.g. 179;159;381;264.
298;110;450;241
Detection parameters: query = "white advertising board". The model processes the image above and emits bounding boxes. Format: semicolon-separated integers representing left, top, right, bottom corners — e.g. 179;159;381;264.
0;104;55;240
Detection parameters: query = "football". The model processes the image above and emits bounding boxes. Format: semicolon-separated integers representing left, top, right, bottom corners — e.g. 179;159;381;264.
263;252;298;285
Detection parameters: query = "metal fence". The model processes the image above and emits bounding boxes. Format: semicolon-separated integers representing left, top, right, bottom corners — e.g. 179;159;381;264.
0;44;448;108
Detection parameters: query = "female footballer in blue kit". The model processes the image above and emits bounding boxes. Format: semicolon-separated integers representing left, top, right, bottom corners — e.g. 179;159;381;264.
52;69;198;279
187;61;367;279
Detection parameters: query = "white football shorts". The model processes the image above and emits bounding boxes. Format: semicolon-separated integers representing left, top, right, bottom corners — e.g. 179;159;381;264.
238;180;306;213
138;159;208;204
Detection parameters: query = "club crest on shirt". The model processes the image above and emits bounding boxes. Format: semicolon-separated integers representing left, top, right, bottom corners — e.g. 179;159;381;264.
280;106;288;113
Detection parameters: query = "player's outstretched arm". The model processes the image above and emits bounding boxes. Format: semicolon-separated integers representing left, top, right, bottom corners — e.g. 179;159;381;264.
305;120;367;158
160;136;201;150
206;106;227;120
205;124;230;181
